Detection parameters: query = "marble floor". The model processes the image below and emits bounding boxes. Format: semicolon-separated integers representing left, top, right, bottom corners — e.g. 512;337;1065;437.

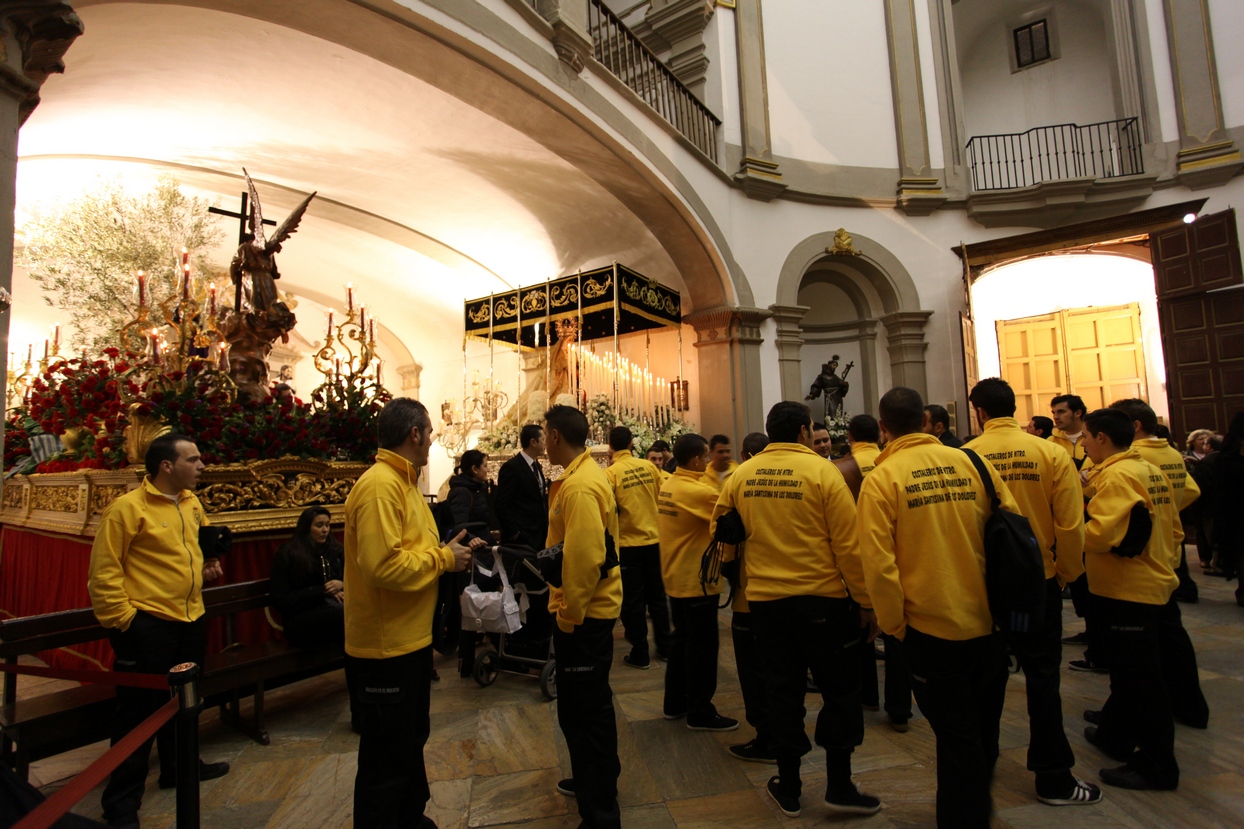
22;573;1244;829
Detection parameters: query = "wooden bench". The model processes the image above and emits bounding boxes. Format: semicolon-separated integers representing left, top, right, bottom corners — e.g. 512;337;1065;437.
0;579;344;779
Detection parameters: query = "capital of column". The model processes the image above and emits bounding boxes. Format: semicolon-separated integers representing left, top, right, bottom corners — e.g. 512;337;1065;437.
684;305;771;347
880;310;933;354
0;2;83;123
536;0;593;73
396;363;423;392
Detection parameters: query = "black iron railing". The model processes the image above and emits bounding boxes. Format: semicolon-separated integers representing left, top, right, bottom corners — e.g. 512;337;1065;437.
586;0;720;162
965;117;1143;191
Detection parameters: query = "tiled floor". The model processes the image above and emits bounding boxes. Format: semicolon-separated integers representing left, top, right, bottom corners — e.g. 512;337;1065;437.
25;573;1244;828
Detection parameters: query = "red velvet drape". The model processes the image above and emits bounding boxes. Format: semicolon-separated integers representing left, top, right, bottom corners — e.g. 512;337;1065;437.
0;525;296;672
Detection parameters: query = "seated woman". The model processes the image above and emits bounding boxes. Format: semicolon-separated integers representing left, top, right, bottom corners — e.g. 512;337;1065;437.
270;506;344;647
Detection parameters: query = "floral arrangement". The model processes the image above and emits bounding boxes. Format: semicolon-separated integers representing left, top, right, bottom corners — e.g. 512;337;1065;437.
476;419;520;456
824;410;852;442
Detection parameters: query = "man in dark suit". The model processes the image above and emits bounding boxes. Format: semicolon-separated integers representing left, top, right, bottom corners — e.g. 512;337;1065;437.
494;424;549;549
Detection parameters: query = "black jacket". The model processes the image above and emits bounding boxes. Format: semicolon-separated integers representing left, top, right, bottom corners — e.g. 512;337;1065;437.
493;451;549;549
445;473;498;530
269;540;344;618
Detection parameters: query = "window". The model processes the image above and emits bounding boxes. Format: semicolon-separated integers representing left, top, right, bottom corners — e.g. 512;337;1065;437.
1014;20;1051;69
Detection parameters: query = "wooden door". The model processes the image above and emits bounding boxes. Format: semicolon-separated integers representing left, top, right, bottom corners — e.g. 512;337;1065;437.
960;312;980;434
996;312;1066;423
1152;209;1244;440
1062;304;1147;411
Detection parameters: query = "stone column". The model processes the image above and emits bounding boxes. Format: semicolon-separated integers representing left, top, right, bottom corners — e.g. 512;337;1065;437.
883;0;945;215
0;2;82;450
880;310;933;399
1162;0;1242;188
645;0;715;101
768;303;808;401
1107;0;1148;141
732;0;786;201
684;305;770;440
536;0;593;73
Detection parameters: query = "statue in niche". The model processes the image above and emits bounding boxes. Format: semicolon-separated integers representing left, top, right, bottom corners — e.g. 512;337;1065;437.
221;170;316;402
806;355;853;422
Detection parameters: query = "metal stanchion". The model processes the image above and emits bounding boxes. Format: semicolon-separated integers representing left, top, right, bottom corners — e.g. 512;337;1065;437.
168;661;202;829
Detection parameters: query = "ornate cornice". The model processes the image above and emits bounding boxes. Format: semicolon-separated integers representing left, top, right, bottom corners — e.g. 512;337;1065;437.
685;305;771;346
0;2;83;124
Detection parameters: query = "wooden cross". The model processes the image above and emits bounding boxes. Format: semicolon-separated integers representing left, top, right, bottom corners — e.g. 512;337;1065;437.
209;191;276;246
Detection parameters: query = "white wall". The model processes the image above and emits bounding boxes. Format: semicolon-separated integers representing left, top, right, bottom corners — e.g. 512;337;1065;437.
1208;0;1244;130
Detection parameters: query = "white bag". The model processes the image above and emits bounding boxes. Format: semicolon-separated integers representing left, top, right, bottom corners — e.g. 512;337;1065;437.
461;553;522;634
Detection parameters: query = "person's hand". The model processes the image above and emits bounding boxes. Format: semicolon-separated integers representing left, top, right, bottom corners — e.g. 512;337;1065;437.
203;558;223;582
448;529;485;573
324;579;344;603
860;608;880;643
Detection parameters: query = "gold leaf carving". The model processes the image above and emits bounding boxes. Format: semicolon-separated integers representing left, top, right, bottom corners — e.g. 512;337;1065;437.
91;485;129;516
583;275;612;299
30;486;82;513
2;485;27;509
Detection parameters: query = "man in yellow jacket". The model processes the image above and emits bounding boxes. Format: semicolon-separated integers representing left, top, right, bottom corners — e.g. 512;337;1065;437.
657;433;738;731
544;405;624;829
605;426;670;668
88;433;230;827
967;379;1101;806
701;433;738;490
1049;394;1089;469
1079;407;1180;791
1107;399;1208;729
857;387;1020;829
344;398;481;829
715;401;880;818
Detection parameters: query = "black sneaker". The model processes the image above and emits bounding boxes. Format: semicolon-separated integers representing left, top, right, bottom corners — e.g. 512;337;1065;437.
1099;765;1177;791
1037;777;1104;806
1069;658;1109;673
1061;631;1090;645
824;782;882;815
766;776;801;817
687;714;739;732
158;760;230;789
1083;709;1103;725
556;778;576;797
728;739;776;764
622;654;651;670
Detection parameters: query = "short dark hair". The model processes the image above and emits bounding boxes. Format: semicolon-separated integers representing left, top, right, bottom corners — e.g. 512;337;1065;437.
709;434;731;450
145;433;195;478
847;414;880;443
673;433;709;467
812;422;829;434
1051;394;1087;418
766;401;811;443
741;431;769;459
520;424;544;450
1084;407;1134;448
648;439;670;454
1110;398;1159;436
1030;415;1054;439
544;405;589;447
880;387;925;437
968;378;1016;419
608;426;633;451
377;398;431;449
924;404;951;429
457;449;486;475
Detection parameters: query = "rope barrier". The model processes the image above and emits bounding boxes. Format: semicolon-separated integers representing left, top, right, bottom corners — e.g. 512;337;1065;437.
11;697;179;829
0;662;169;690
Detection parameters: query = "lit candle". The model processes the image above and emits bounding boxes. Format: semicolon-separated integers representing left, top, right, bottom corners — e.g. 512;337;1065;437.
149;330;161;361
25;343;32;367
346;284;354;312
208;285;217;316
51;324;60;353
326;311;334;338
181;247;189;268
369;319;375;344
42;339;49;360
136;271;147;306
182;266;191;300
334;357;342;379
359;304;367;332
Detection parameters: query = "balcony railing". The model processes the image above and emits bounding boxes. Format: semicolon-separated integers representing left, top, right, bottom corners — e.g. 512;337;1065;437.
586;0;720;162
965;117;1143;191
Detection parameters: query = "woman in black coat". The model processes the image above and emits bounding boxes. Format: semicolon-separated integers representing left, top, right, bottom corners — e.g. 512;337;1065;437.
269;506;345;646
445;449;498;531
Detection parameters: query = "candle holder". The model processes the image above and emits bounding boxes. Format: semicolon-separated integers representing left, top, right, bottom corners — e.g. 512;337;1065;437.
311;290;384;410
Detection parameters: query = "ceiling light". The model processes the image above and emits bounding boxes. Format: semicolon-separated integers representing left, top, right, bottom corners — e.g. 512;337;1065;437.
1183;213;1197;224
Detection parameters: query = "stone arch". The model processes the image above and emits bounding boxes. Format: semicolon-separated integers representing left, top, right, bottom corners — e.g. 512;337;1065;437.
771;231;932;404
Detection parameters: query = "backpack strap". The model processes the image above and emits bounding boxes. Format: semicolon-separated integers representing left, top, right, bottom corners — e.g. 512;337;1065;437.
960;447;1001;511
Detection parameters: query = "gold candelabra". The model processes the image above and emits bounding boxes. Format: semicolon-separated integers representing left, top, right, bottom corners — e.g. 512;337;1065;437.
311;287;383;407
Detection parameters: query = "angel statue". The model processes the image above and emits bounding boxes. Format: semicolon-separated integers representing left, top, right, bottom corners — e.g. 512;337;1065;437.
222;169;316;402
805;355;853;422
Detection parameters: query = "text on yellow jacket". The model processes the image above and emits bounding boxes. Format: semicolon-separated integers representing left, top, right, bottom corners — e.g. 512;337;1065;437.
1133;436;1199;568
712;443;868;605
851;442;881;476
605;449;661;547
658;468;724;598
344;448;456;659
968;417;1085;585
857;432;1021;641
547;448;623;632
1083;447;1179;606
88;478;211;631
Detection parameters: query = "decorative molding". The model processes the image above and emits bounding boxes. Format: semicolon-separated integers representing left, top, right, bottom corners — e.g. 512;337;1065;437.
536;0;593;73
396;362;423;392
734;156;787;201
0;2;83;124
769;303;809;401
880;310;934;398
645;0;716;97
883;0;943;215
684;305;770;346
964;173;1161;229
733;0;785;199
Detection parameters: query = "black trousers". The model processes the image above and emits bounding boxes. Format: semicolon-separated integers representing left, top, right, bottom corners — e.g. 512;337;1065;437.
1173;541;1199;601
1159;598;1209;728
905;627;1008;829
729;611;771;749
1091;595;1178;787
554;618;621;829
1006;578;1075;774
347;646;434;829
283;602;345;647
750;596;863;796
1069;573;1108;666
664;596;721;724
860;632;912;720
102;612;208;824
618;544;671;661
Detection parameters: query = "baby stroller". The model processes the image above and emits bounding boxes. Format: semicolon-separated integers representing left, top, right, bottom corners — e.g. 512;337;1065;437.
466;544;557;700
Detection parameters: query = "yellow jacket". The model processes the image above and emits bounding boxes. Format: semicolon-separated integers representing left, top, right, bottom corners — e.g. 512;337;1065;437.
1083;448;1178;606
1048;430;1088;468
851;442;881;476
713;443;867;605
968;417;1085;585
858;432;1020;641
547;449;623;632
702;460;739;491
658;468;723;598
1132;437;1199;568
88;478;210;631
605;450;661;547
344;449;455;659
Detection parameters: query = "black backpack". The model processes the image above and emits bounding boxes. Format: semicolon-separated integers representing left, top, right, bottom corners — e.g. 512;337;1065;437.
960;448;1047;635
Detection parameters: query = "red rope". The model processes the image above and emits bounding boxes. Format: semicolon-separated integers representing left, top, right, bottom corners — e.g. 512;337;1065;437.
13;696;179;829
0;662;168;690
